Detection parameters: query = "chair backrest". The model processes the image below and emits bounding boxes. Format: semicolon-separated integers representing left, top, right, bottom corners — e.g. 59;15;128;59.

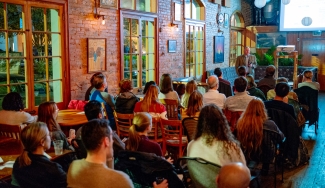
261;129;283;164
224;109;243;132
294;86;319;124
160;99;179;120
113;111;134;138
266;108;300;161
148;117;162;143
257;84;272;97
0;124;21;140
182;117;198;142
160;118;187;158
177;157;221;188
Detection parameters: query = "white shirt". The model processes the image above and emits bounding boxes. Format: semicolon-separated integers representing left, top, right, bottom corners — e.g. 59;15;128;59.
225;91;254;112
203;89;226;109
0;110;37;128
187;137;246;166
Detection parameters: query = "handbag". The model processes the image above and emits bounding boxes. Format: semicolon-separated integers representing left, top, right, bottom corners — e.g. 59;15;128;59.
297;110;306;127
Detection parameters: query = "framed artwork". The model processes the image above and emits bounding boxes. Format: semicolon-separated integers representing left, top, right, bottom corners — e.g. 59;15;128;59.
99;0;118;9
224;13;229;28
256;32;287;48
214;36;224;63
173;2;182;24
168;40;177;53
87;38;106;73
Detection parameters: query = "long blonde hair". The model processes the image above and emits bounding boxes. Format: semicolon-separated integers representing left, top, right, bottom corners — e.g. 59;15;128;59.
140;85;161;113
19;122;48;167
236;98;268;159
126;112;152;151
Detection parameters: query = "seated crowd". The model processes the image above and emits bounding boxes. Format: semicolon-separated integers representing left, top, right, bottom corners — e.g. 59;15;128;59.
0;65;318;187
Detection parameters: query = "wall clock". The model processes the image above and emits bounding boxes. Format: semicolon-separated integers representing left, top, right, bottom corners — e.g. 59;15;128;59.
217;13;224;25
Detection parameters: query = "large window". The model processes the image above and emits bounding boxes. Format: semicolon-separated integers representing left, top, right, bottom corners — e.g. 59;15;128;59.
121;14;156;88
229;11;245;67
185;23;204;78
0;1;66;110
120;0;157;13
185;0;205;79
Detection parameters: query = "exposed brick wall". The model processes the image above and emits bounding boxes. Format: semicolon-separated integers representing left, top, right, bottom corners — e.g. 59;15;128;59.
67;0;250;100
68;0;120;100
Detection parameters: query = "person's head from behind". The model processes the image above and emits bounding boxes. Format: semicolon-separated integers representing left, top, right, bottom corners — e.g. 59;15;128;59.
81;119;113;157
119;79;133;93
234;77;248;92
214;67;222;78
159;73;173;94
195;104;233;144
92;73;107;90
185;80;197;94
246;75;256;89
244;46;250;56
38;101;59;132
237;98;267;157
126;112;152;151
2;92;24;111
143;81;156;94
303;70;313;81
141;85;160;111
237;66;247;77
207;75;219;89
19;122;51;167
275;82;290;98
276;77;288;84
216;162;251;188
265;65;276;77
84;100;104;120
90;72;103;85
186;91;203;117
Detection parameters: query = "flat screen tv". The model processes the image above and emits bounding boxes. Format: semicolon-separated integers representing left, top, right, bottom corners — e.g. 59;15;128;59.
279;0;325;31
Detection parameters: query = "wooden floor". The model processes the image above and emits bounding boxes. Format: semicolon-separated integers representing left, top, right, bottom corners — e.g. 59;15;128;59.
257;92;325;188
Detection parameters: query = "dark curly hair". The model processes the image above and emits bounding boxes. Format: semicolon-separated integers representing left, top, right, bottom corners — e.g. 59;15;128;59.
2;92;24;111
194;104;241;159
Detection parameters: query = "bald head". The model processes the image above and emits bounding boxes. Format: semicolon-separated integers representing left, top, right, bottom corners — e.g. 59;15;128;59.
208;75;219;90
216;163;251;188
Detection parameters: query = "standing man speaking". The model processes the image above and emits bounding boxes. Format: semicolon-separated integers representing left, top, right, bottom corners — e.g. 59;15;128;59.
235;47;257;77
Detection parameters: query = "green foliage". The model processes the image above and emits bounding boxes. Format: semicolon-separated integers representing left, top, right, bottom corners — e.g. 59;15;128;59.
254;46;303;66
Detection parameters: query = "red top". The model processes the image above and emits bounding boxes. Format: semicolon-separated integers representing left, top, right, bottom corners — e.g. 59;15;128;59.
137;135;163;156
133;101;166;114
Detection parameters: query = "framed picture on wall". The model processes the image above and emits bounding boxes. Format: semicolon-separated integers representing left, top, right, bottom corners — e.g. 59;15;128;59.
214;36;224;63
99;0;118;9
87;38;107;73
168;40;177;53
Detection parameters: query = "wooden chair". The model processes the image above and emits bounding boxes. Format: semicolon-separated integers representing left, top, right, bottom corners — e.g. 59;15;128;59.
160;119;187;159
148;117;163;144
160;99;179;120
224;109;243;132
113;111;134;138
182;117;198;142
0;124;21;140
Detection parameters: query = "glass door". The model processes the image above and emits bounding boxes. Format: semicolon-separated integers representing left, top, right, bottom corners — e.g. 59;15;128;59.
122;15;156;88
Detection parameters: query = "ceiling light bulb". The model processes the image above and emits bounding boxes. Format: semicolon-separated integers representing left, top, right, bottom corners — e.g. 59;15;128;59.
101;19;105;25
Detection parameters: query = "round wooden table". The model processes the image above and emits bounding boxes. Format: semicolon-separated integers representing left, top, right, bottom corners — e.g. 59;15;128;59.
57;109;88;136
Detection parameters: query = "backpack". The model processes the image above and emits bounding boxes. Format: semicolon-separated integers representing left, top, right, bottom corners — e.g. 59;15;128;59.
294;136;310;166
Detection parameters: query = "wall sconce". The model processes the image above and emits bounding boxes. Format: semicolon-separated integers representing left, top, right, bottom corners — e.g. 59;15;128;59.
94;0;105;25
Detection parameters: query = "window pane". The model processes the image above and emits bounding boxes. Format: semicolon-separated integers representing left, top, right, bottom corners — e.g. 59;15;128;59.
124;54;131;71
32;33;46;56
131;55;138;70
121;0;134;9
9;58;24;75
49;57;61;80
131;36;138;53
31;7;44;31
50;80;62;102
46;9;59;32
148;54;155;69
8;32;25;57
34;82;47;106
142;20;154;37
137;0;156;13
0;59;6;73
48;33;60;56
8;4;23;31
0;3;4;29
34;58;46;81
131;19;138;36
185;0;190;18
